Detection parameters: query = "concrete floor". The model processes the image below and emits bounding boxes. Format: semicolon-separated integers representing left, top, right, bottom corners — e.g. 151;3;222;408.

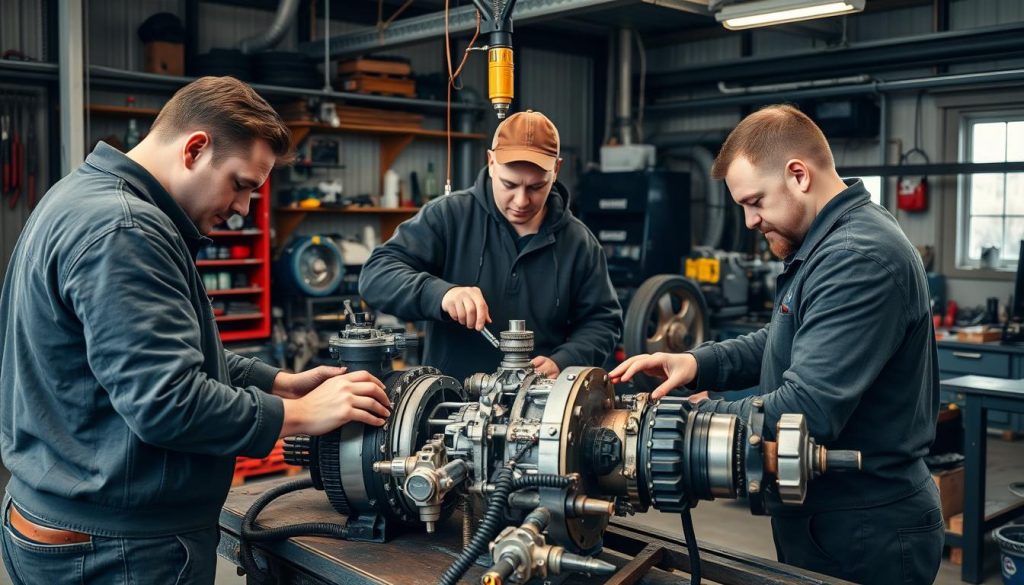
0;438;1020;584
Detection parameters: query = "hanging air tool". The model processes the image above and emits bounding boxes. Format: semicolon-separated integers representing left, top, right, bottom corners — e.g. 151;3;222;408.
471;0;518;119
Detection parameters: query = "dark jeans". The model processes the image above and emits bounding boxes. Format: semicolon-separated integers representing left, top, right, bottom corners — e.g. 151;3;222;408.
1;494;218;585
771;480;944;584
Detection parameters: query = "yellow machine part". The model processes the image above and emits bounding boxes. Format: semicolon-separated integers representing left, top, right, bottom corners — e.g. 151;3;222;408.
488;47;514;106
685;257;721;284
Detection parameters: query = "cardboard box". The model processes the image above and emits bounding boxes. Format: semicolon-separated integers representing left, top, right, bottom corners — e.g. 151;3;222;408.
932;466;964;525
144;41;184;76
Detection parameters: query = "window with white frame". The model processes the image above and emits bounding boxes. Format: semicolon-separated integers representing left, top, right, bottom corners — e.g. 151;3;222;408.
860;176;882;205
957;116;1024;270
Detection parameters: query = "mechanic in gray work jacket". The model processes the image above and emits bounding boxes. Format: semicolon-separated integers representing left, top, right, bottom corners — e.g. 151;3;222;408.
612;105;943;584
0;77;391;585
359;110;622;382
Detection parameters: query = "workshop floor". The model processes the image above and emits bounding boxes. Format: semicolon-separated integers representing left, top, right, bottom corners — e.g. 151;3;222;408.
0;438;1020;584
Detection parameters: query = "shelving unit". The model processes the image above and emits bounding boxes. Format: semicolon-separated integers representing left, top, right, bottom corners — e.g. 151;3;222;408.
285;121;483;193
87;104;161;118
197;180;273;342
274;206;420;244
275;122;482;244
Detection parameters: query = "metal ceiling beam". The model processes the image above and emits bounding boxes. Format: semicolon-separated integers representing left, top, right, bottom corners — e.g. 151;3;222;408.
646;21;1024;90
299;0;635;59
638;0;710;15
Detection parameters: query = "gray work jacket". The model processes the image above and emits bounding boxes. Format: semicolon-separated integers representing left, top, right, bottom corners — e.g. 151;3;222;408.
0;143;284;537
690;179;939;513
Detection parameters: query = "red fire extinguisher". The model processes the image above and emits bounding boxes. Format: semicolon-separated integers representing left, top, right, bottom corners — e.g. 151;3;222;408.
897;148;929;212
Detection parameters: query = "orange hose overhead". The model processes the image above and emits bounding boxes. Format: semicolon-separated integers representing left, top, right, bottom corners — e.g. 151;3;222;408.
445;1;481;192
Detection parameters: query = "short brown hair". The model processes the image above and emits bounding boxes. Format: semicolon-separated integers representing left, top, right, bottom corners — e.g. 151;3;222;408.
711;104;833;179
151;76;294;165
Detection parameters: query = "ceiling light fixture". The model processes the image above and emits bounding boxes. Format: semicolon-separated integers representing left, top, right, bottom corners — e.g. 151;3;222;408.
715;0;865;30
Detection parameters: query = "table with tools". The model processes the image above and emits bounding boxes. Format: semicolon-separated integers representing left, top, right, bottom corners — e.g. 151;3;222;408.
939;375;1024;583
218;475;853;585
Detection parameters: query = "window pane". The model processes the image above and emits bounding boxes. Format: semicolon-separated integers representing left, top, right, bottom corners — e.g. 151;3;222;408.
1006;217;1024;262
970;173;1006;215
968;216;1003;260
860;176;882;204
972;122;1007;163
1009;121;1024;162
1008;174;1024;215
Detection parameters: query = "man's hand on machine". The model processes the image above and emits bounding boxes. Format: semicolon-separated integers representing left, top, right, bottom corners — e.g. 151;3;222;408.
279;370;391;437
530;356;560;379
272;365;349;399
441;286;492;331
609;353;700;400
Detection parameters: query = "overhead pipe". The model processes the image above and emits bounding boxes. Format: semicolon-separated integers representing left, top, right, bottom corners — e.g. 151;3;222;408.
647;68;1024;114
645;22;1024;90
716;74;872;95
240;0;300;54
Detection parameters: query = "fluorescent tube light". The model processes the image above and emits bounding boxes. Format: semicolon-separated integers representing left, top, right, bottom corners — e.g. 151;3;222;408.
715;0;865;30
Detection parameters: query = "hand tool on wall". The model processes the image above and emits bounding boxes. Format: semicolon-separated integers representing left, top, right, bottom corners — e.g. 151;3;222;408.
26;100;37;209
1;101;9;198
9;100;22;209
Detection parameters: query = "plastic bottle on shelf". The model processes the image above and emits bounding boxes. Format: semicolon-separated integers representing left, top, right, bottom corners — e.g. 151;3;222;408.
382;169;400;208
124;96;141;151
424;162;439;201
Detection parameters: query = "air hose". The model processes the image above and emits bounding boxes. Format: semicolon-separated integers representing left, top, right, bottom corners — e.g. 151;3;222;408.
238;478;351;583
438;467;515;585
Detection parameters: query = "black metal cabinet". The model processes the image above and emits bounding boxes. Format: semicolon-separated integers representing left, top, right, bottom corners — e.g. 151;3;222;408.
578;170;691;291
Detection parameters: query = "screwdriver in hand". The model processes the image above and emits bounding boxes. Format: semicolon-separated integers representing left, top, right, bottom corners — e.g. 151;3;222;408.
480;327;500;349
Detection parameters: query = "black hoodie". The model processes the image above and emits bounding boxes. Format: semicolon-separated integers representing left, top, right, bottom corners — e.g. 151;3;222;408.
359;166;622;381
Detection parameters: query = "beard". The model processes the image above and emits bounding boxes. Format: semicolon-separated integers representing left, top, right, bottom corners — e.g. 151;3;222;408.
764;230;799;259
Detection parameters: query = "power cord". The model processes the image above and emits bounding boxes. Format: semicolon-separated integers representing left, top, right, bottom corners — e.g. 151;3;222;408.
444;0;481;195
681;506;702;585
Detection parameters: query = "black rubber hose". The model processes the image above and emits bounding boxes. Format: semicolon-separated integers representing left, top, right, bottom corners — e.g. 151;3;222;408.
438;467;514;585
239;478;351;584
511;474;573;490
680;506;702;585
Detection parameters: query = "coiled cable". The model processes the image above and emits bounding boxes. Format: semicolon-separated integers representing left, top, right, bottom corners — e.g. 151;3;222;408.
438;467;514;585
239;478;350;583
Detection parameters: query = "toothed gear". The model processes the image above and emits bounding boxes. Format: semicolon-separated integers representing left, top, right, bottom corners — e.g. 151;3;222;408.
639;398;691;513
317;430;353;515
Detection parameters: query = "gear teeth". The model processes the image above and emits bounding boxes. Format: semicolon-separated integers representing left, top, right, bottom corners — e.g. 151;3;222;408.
318;430;354;516
283;435;311;467
645;399;690;513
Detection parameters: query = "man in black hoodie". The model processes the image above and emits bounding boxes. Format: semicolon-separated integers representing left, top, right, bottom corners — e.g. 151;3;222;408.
359;110;622;381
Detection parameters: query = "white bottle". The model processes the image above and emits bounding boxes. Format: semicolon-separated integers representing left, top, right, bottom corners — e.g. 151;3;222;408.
363;224;378;249
382;169;400;208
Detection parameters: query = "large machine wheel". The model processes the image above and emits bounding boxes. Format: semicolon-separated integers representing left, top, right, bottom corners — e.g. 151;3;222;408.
623;275;709;391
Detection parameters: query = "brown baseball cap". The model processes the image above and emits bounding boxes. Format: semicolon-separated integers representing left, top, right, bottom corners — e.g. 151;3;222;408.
491;110;560;172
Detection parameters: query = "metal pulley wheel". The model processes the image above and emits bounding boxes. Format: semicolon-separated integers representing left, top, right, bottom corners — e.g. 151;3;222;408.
277;236;345;297
623;274;709;391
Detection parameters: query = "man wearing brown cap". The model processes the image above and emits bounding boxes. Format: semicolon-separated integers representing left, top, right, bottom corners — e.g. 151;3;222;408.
360;110;622;381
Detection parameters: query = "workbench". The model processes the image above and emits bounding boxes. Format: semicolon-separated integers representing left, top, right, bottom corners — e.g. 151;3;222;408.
218;475;852;585
939;375;1024;584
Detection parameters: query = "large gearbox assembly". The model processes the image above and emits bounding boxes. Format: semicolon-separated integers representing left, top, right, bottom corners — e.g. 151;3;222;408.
283;314;860;584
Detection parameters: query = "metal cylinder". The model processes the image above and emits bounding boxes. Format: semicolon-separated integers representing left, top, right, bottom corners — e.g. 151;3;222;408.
616;28;633;146
706;413;739;499
488;47;514;119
